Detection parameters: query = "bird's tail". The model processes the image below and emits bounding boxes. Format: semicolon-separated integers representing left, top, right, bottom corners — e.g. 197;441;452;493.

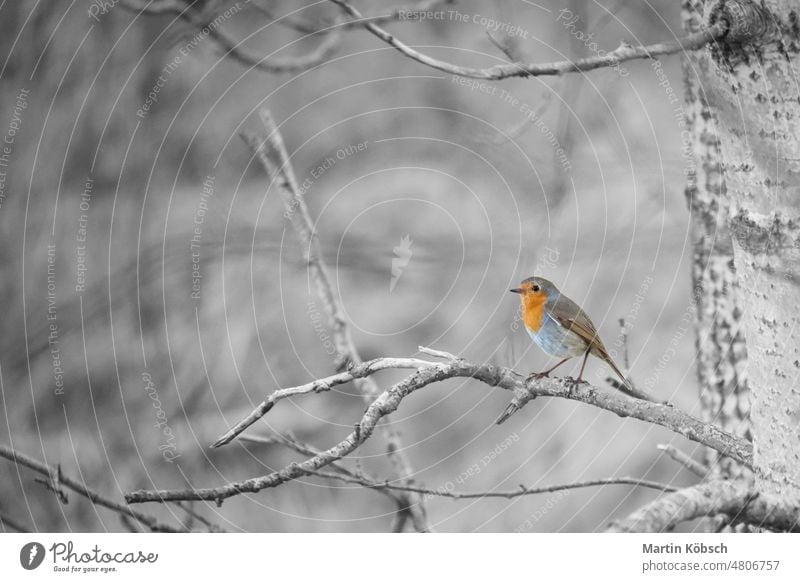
594;347;633;392
591;343;636;394
594;347;662;403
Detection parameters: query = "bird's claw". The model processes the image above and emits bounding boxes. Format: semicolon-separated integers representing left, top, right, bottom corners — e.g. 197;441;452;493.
567;377;585;396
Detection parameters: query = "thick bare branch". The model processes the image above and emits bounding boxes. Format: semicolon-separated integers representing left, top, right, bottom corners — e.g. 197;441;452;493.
213;354;753;465
128;363;457;504
0;445;184;532
328;0;729;80
608;480;800;533
128;356;753;504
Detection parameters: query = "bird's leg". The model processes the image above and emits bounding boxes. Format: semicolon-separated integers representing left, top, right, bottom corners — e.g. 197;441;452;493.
577;350;590;382
527;358;569;383
569;350;591;395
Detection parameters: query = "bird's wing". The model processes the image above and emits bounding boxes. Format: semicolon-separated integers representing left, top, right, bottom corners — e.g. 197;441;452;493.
548;296;637;392
547;297;602;348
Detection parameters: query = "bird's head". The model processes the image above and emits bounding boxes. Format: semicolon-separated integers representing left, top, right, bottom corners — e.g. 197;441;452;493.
509;276;558;302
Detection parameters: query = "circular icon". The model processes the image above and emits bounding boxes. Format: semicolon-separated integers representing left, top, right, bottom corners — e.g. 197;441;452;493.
19;542;45;570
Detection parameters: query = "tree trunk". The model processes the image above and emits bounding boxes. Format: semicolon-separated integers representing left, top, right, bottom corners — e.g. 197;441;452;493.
686;0;800;498
682;1;752;479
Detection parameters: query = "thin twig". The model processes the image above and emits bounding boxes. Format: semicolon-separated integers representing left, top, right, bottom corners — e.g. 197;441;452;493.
417;346;458;361
619;318;630;371
119;0;343;74
251;0;456;33
193;14;343;74
328;0;729;80
239;434;668;507
0;445;184;532
300;469;679;498
657;444;709;478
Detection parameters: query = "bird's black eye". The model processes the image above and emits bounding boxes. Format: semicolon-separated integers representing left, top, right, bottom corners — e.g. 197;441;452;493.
532;285;540;292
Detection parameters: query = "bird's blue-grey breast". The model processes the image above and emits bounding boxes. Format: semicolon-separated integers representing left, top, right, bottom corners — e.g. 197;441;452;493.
526;288;589;359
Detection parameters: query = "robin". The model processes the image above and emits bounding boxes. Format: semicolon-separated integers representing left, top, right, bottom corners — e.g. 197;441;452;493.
510;276;632;392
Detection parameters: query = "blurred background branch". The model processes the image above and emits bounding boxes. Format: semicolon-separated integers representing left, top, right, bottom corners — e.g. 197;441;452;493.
0;445;188;532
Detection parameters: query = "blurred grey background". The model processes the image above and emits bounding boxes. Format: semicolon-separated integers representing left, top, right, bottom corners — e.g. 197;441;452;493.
1;0;705;532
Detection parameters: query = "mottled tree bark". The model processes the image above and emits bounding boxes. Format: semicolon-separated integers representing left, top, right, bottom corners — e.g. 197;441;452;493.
685;0;800;498
681;1;752;487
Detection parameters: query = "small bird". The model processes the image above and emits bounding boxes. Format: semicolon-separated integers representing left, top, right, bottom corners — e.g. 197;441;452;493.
510;276;632;391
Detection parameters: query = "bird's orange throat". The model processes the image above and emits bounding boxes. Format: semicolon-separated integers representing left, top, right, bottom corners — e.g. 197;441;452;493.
521;293;547;333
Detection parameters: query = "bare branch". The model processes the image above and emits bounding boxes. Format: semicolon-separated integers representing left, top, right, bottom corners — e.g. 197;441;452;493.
239;433;403;503
301;469;679;499
248;2;333;34
34;465;69;504
241;432;673;501
216;355;753;464
214;357;432;448
619;318;631;371
120;0;458;76
120;0;343;74
0;445;185;532
203;24;343;74
328;0;729;80
657;444;709;478
607;480;800;533
118;0;179;15
236;109;428;531
486;31;527;68
127;362;463;504
127;358;753;504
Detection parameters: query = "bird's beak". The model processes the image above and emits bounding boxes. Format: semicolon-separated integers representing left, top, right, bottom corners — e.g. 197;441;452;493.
509;288;522;294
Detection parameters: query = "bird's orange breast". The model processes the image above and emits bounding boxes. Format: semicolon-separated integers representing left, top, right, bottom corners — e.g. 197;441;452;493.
521;293;547;333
